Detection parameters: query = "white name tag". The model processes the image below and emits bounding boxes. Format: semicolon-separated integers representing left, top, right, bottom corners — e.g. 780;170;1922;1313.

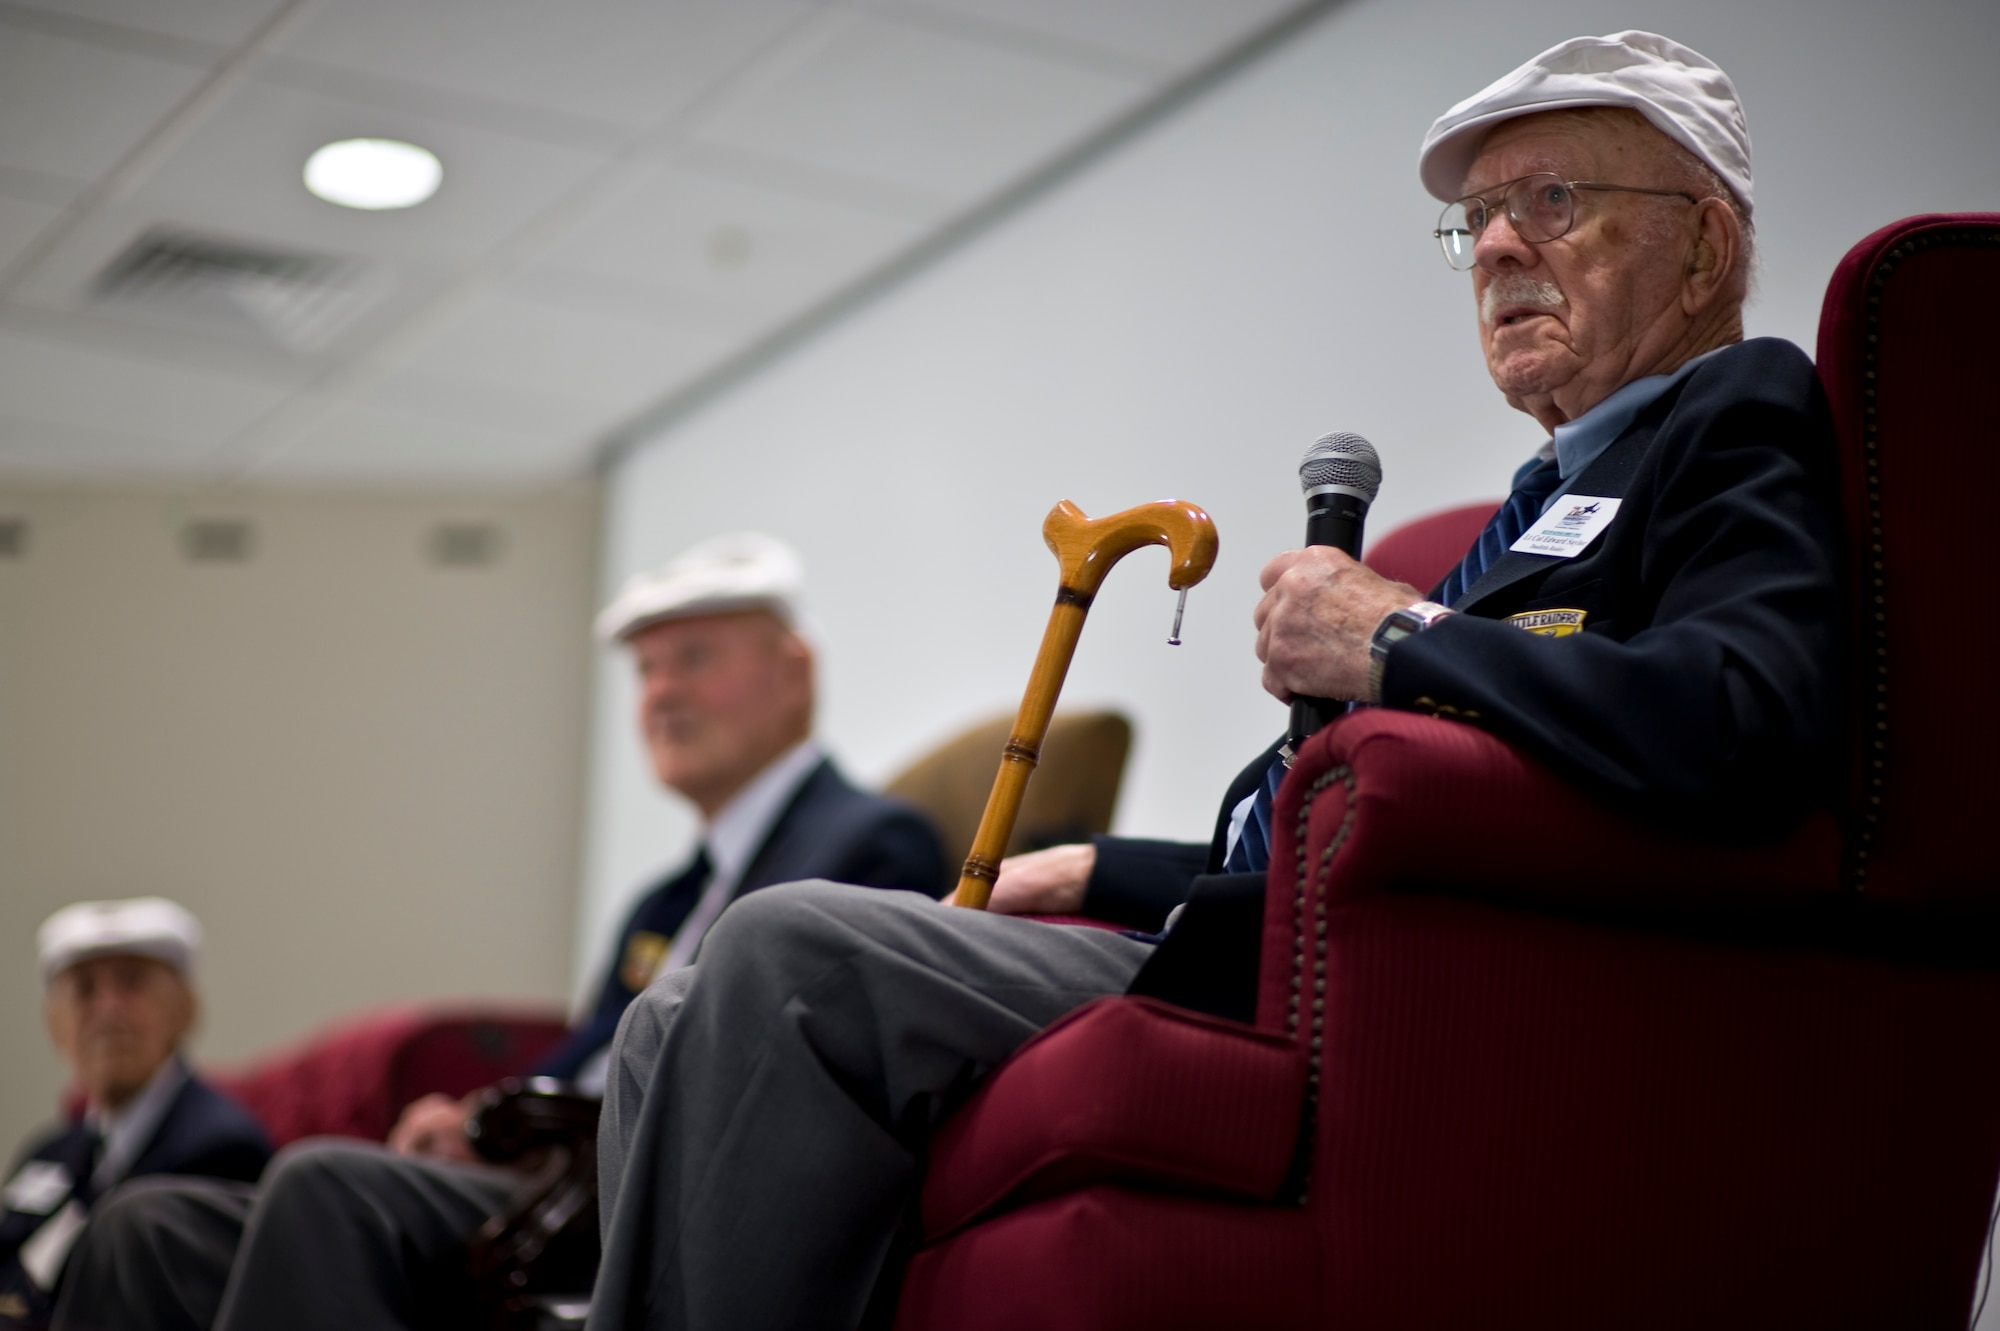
18;1199;87;1290
2;1160;72;1216
1510;495;1622;558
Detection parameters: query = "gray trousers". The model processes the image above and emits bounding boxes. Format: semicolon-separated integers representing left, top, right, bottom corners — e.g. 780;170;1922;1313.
588;880;1153;1331
50;1139;515;1331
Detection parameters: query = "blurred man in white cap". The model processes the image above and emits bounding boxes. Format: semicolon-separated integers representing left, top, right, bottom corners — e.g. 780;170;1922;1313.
550;31;1843;1331
3;898;269;1329
54;533;946;1331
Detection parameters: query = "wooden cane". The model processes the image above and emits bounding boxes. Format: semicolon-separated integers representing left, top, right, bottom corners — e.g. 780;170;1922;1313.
952;498;1218;909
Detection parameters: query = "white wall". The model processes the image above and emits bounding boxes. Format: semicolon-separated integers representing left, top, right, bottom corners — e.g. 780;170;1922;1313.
578;0;2000;988
0;484;598;1153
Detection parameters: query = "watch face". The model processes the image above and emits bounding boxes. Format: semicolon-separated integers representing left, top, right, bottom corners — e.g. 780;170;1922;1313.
1386;610;1424;637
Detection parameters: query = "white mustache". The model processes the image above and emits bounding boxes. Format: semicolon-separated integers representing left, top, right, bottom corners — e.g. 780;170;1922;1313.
1482;275;1564;326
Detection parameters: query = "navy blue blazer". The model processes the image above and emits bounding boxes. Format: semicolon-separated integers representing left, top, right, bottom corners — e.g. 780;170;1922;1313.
535;757;946;1079
1089;336;1843;930
1385;336;1842;836
2;1073;270;1326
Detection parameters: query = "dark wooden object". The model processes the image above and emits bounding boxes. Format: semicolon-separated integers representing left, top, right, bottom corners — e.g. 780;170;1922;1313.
464;1077;603;1330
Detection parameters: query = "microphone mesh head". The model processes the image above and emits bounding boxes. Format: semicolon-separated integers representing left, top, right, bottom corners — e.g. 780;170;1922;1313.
1299;431;1382;501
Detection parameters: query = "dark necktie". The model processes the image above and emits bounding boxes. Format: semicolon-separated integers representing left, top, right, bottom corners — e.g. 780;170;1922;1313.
68;1125;105;1207
532;846;715;1082
648;845;714;944
1222;754;1288;875
1434;455;1565;608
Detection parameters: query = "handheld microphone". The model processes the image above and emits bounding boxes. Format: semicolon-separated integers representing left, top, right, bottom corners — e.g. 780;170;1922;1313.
1288;431;1382;747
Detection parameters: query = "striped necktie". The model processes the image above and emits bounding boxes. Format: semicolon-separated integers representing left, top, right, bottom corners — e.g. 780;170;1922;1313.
1434;455;1564;608
1222;753;1289;875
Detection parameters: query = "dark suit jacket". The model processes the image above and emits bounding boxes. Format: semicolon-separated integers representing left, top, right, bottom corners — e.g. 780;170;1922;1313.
2;1071;271;1327
1087;337;1842;932
1385;336;1842;835
535;758;946;1079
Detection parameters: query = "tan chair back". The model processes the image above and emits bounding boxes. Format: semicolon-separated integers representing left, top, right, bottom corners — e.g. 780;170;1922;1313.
885;710;1132;874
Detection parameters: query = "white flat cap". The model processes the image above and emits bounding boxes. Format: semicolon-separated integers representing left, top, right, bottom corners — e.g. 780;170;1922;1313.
595;532;806;644
1419;31;1752;215
39;897;202;984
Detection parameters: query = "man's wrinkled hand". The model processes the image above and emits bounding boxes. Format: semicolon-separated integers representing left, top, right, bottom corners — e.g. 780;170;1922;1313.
945;842;1094;915
1253;548;1421;703
387;1092;480;1163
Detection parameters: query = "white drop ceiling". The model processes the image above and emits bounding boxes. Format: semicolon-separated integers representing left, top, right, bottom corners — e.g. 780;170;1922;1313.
0;0;1320;487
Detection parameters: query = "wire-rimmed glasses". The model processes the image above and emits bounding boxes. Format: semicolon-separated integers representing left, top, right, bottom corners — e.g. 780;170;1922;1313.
1434;173;1699;270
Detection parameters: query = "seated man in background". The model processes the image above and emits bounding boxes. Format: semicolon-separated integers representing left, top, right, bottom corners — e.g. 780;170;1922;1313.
577;31;1844;1331
3;898;269;1329
53;533;945;1331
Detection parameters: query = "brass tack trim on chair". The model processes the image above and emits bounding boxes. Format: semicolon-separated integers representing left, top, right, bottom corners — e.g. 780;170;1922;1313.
1844;226;2000;894
1284;761;1355;1205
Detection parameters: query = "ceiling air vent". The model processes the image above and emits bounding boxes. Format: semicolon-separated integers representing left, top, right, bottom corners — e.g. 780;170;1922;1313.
91;226;372;351
429;523;504;568
181;519;253;564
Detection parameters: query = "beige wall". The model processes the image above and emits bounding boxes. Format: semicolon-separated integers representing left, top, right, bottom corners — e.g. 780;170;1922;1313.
0;483;598;1152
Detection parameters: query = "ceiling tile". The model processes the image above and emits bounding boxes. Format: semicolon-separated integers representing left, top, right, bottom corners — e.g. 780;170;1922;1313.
693;13;1146;200
3;0;291;49
527;160;927;323
121;76;612;261
0;327;289;448
391;288;734;417
0;20;208;183
0;193;63;273
249;394;592;484
6;75;613;327
0;268;436;390
892;0;1302;70
0;413;224;477
272;0;817;135
0;163;85;210
369;365;620;444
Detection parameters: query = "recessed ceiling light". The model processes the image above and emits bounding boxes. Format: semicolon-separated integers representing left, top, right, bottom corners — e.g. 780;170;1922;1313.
304;138;442;211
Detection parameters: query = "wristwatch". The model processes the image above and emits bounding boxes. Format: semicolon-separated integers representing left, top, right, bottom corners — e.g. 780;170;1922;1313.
1366;600;1454;703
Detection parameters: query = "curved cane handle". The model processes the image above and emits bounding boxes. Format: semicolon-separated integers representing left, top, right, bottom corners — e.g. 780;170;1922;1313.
1043;498;1220;600
953;499;1218;909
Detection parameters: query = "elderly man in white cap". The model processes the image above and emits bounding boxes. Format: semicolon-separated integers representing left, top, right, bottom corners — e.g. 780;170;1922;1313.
50;533;945;1331
564;30;1843;1331
3;899;269;1329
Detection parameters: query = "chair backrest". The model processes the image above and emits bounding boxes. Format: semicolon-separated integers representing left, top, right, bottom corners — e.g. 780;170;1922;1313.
1816;213;2000;905
884;710;1132;874
205;1004;569;1146
1363;500;1497;594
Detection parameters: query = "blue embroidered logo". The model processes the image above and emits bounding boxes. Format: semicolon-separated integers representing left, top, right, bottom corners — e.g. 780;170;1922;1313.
1558;501;1601;527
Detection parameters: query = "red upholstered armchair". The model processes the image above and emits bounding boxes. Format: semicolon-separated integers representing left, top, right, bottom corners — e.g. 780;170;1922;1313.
206;1004;569;1147
895;215;2000;1329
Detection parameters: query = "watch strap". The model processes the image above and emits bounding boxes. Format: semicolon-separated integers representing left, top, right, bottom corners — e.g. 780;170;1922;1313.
1366;600;1454;703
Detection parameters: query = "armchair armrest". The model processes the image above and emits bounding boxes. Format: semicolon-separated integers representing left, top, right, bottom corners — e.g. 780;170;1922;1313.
1277;710;1843;913
920;997;1305;1240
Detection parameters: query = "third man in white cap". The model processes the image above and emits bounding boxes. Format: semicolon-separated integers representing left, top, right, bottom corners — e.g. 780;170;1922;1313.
5;899;269;1329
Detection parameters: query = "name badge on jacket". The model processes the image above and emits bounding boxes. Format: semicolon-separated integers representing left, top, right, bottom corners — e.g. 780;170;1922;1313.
1510;495;1622;558
2;1161;72;1217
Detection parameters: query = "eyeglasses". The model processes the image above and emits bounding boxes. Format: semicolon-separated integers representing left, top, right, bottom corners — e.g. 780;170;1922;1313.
1433;173;1699;270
